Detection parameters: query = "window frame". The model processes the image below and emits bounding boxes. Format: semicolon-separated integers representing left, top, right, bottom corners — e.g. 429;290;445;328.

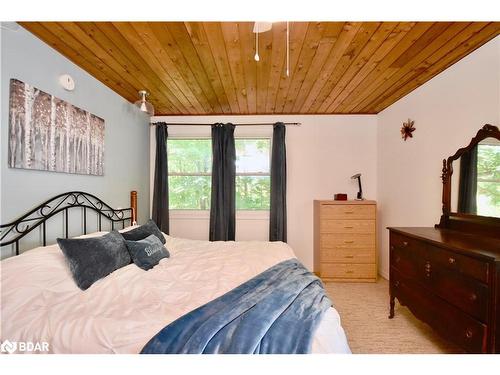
235;137;272;211
167;136;212;178
167;135;272;213
167;137;212;212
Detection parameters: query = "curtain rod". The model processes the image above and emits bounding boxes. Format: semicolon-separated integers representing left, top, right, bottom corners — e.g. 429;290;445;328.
150;122;301;127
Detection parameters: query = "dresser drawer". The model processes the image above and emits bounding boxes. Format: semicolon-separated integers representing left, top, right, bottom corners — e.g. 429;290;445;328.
321;204;375;220
321;263;376;279
419;264;490;322
390;232;427;257
321;233;375;249
426;244;489;284
321;248;375;263
390;246;420;279
321;220;375;234
391;239;490;321
391;269;487;353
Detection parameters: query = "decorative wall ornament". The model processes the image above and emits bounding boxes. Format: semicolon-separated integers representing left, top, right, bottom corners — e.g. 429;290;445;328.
8;79;104;176
401;118;416;141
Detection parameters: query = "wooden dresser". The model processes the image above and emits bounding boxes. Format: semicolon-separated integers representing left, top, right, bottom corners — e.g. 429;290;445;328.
386;125;500;353
314;200;377;282
388;227;500;353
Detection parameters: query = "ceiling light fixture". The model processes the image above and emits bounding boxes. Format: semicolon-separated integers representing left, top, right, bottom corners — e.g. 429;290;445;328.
134;90;154;116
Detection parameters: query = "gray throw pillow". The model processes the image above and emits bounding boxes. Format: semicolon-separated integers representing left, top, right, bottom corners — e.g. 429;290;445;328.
121;219;166;244
125;234;170;271
57;230;131;290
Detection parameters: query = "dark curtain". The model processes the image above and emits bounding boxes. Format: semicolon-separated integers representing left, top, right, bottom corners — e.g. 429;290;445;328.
152;122;169;233
269;122;287;242
458;146;478;215
209;123;236;241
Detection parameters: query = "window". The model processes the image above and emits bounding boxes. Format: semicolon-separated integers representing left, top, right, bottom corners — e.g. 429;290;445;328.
476;143;500;217
168;139;211;210
168;138;271;210
235;139;271;210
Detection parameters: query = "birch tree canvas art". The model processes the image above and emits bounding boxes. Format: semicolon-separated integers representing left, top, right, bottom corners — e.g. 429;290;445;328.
8;79;105;176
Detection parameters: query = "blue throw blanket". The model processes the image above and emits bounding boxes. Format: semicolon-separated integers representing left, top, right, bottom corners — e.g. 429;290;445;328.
141;259;332;354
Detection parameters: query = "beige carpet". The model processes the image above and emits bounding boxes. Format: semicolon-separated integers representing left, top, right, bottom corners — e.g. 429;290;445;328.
324;278;463;354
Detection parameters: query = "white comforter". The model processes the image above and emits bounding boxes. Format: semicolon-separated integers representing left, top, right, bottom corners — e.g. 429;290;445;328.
0;231;350;354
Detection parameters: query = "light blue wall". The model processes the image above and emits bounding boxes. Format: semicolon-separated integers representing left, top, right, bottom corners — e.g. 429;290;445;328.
1;24;150;257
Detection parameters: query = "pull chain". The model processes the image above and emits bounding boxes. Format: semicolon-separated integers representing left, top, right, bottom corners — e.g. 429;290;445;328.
254;24;260;61
286;21;290;77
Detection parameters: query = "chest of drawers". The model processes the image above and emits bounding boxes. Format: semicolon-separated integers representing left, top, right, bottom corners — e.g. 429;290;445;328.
388;227;500;353
314;200;377;282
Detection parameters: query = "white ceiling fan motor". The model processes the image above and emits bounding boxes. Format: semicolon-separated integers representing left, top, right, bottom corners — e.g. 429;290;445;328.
253;22;273;33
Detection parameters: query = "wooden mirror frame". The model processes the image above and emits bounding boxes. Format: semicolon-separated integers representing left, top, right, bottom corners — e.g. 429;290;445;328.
437;124;500;238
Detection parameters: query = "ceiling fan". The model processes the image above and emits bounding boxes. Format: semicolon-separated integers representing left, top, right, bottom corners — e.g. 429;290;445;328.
253;22;273;34
252;22;290;77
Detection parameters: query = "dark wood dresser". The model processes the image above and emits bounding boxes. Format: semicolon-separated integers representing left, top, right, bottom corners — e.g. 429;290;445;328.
388;227;500;353
387;125;500;353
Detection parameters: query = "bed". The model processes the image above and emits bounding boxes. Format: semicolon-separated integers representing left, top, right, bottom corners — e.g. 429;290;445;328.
0;191;350;354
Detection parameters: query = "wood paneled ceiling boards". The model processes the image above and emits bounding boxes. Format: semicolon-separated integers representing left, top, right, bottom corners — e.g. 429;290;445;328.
20;22;500;115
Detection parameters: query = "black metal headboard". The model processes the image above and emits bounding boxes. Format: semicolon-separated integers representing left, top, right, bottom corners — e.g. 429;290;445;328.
0;191;138;255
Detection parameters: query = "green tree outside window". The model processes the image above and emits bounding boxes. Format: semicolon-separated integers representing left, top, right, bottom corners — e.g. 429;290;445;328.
477;144;500;217
168;138;271;210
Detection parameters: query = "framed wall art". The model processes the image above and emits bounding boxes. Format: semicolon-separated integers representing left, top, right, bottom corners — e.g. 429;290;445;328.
8;79;105;176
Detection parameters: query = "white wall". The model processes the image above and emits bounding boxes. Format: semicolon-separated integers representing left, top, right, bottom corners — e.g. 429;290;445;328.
150;115;378;270
376;36;500;278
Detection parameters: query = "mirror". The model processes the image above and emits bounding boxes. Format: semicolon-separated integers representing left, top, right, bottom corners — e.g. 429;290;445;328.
439;124;500;237
449;134;500;218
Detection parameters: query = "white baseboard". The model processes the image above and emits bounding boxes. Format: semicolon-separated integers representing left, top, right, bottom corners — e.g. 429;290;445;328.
378;268;389;280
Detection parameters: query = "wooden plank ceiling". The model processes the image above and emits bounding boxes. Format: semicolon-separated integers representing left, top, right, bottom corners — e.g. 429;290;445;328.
20;22;500;115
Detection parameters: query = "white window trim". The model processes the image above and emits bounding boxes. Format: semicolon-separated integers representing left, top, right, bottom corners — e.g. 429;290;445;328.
169;209;270;220
167;135;272;217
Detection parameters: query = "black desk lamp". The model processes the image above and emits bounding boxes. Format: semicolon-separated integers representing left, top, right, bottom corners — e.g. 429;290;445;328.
351;173;363;200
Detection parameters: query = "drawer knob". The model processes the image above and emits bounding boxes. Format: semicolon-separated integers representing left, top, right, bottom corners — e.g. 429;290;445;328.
465;329;473;339
344;211;354;214
424;261;432;277
469;293;477;302
344;226;354;229
346;270;354;274
448;257;456;264
344;240;354;244
394;280;400;287
402;241;409;248
390;245;395;251
345;255;354;259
